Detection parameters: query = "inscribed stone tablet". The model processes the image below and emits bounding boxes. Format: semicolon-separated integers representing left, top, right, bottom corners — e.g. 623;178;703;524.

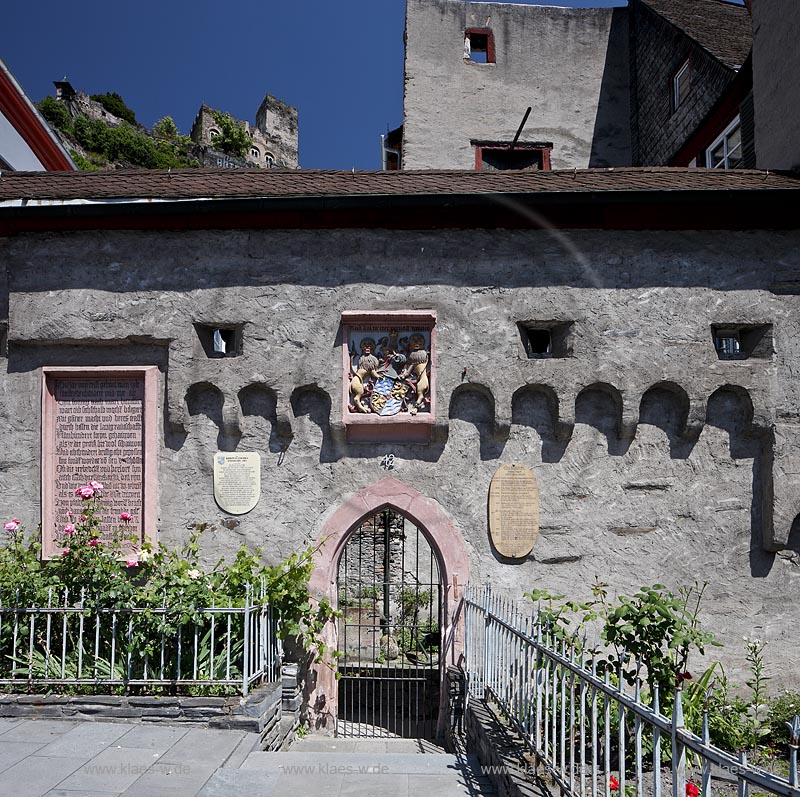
488;463;540;558
42;367;158;560
214;452;261;515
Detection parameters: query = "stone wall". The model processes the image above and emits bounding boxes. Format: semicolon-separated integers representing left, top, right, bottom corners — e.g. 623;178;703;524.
752;0;800;170
402;0;631;169
1;226;800;684
629;0;735;166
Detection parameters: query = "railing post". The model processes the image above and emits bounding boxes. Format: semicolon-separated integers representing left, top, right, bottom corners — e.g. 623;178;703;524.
672;687;686;797
242;585;251;696
787;715;799;788
483;585;492;699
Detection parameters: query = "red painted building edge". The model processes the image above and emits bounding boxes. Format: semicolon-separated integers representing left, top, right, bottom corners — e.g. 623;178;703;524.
670;60;753;168
0;65;75;172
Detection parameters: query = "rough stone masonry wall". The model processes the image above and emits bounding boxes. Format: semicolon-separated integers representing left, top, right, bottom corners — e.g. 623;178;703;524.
402;0;632;169
1;227;800;686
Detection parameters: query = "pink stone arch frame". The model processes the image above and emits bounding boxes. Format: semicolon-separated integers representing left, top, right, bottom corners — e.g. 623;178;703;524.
308;477;470;736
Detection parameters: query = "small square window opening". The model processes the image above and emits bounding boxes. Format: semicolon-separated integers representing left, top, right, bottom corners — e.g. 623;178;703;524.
464;29;495;64
711;324;773;360
519;321;573;359
195;324;243;358
714;330;741;358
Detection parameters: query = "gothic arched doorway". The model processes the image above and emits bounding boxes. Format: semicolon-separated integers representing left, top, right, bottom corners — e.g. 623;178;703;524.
308;478;470;739
336;507;442;738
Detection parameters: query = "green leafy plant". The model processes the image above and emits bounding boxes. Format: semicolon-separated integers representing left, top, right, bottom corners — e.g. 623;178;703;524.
90;92;137;125
210;111;251;158
36;96;73;135
767;690;800;747
744;637;772;750
0;482;336;692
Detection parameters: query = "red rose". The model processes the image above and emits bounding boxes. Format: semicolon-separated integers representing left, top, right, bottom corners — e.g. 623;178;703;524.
610;777;620;791
686;783;699;797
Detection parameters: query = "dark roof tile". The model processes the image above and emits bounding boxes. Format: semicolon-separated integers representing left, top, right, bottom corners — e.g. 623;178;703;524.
641;0;752;68
0;167;798;203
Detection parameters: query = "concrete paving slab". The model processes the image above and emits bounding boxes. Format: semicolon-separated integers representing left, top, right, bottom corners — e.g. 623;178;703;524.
113;724;189;752
0;754;85;797
0;719;76;744
197;768;281;797
119;760;218;797
243;750;469;775
220;732;259;769
0;741;47;774
408;772;496;796
47;791;120;797
0;718;25;736
53;746;160;794
291;738;359;753
156;728;245;768
32;721;131;761
338;772;410;796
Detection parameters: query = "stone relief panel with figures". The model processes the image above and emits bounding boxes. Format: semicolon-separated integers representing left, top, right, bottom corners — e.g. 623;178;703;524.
342;311;436;443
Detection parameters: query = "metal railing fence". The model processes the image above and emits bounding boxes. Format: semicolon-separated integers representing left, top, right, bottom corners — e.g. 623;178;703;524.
0;585;280;695
463;585;800;797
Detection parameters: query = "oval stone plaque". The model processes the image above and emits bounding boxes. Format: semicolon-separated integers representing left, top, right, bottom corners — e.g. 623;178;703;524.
214;452;261;515
488;463;540;558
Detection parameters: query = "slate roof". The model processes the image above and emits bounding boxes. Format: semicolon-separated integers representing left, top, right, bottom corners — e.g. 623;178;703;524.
1;167;798;203
640;0;752;69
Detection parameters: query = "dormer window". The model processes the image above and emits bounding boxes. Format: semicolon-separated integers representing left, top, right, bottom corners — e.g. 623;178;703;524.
672;60;691;111
464;28;495;64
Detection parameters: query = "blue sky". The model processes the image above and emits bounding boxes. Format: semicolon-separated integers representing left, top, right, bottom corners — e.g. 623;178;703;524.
3;0;737;169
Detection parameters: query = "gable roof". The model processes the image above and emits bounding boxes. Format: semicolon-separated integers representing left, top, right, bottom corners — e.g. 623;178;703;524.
640;0;752;69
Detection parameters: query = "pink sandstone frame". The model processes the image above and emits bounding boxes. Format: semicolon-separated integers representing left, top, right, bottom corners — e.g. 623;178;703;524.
341;310;437;444
308;477;470;736
41;366;159;560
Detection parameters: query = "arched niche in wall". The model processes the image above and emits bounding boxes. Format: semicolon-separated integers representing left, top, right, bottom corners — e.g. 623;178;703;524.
291;384;333;462
238;382;289;454
574;382;627;456
449;382;503;460
511;383;568;462
639;381;692;458
185;381;235;451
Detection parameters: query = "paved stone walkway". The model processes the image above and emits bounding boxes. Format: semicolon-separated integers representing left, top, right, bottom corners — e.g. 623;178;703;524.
0;718;496;796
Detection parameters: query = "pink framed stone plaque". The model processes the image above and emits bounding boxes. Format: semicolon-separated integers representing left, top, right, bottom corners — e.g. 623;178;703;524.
41;367;158;560
342;310;436;443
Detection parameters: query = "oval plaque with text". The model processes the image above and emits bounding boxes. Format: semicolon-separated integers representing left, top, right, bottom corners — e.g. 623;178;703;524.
214;452;261;515
488;463;540;559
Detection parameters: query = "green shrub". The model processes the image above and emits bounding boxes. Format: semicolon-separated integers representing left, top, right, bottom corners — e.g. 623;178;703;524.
73;116;196;169
36;96;73;135
90;91;137;125
210;110;250;158
767;691;800;746
69;150;102;171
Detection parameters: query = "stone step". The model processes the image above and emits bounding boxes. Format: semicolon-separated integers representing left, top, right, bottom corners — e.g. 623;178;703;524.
199;750;497;796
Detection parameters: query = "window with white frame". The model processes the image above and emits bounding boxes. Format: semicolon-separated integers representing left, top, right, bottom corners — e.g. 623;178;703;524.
706;117;743;170
265;152;275;167
672;60;691;111
250;147;260;159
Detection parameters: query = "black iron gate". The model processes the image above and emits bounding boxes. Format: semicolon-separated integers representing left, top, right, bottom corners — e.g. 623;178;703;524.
336;509;442;739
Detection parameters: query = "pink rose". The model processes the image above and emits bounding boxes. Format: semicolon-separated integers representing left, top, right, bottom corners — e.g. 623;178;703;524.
119;512;133;523
3;519;19;532
62;547;70;555
66;510;72;517
125;559;138;568
80;515;87;521
75;485;94;500
87;538;100;547
63;524;75;535
89;481;104;491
